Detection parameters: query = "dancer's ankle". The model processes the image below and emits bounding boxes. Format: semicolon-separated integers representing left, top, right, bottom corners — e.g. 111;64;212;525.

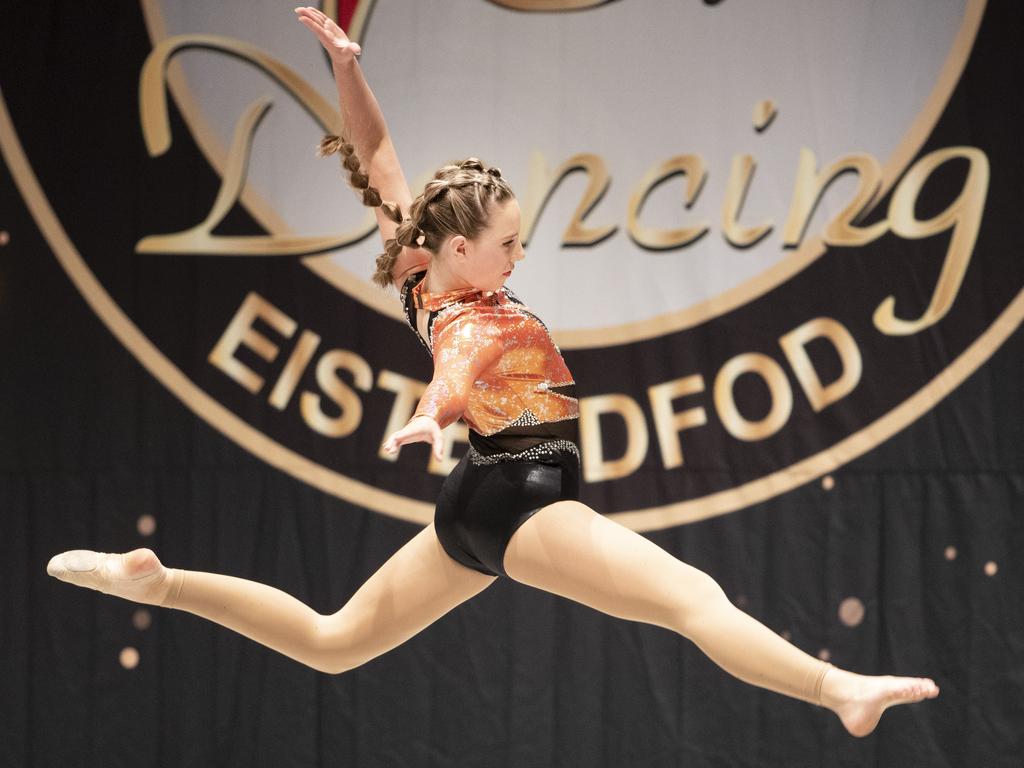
812;661;834;707
159;567;185;608
818;665;857;711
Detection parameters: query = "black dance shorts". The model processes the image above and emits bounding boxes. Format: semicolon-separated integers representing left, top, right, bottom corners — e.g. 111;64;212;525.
434;442;581;577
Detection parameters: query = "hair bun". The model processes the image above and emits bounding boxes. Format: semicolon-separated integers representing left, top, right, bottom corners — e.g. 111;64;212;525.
459;158;485;172
486;166;502;179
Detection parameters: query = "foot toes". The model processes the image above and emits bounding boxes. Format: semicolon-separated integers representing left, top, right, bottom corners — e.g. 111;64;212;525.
45;554;63;578
901;678;940;701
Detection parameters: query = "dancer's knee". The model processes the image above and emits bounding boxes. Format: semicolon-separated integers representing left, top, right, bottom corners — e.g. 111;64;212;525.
667;568;731;638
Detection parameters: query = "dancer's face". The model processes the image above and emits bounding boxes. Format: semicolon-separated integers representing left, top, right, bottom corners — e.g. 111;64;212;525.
454;198;525;292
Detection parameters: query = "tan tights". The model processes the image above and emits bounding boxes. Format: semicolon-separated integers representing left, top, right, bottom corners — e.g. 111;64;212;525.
160;523;494;675
503;501;830;704
159;500;829;703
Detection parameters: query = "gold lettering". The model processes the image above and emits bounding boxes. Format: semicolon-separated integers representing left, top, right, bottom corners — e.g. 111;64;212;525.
136;34;374;256
376;370;428;462
875;146;989;335
579;394;648;482
300;350;372;438
208;292;296;394
713;353;792;441
268;329;321;410
721;154;772;248
648;375;707;469
627;155;709;250
782;149;886;248
752;99;777;132
779;317;862;412
521;151;616;247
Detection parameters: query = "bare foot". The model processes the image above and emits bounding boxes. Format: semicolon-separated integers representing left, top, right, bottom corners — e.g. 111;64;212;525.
46;548;174;605
821;667;940;737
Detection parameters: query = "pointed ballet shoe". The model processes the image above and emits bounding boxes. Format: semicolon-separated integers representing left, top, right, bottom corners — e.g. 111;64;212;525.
827;672;941;738
46;549;169;604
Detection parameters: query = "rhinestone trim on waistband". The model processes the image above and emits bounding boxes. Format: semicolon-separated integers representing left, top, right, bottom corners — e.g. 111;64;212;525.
467;440;580;466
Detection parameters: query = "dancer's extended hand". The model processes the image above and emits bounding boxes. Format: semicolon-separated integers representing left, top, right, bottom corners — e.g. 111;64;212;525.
382;415;445;460
294;6;362;63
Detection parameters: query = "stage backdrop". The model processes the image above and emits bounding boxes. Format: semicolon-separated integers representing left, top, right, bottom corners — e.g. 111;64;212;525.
2;0;1022;766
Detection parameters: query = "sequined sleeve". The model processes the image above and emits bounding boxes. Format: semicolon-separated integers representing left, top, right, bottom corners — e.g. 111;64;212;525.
412;312;504;429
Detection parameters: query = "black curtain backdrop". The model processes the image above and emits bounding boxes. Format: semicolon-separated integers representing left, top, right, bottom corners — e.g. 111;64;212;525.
2;2;1022;767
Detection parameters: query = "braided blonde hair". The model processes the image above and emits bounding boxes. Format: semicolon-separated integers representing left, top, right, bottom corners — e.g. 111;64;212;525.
319;136;515;288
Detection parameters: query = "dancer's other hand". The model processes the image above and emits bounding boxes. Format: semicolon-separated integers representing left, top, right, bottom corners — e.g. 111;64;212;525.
382;415;445;460
294;6;362;63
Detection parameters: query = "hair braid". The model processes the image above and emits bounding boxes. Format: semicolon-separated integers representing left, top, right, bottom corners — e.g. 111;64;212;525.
319;134;406;287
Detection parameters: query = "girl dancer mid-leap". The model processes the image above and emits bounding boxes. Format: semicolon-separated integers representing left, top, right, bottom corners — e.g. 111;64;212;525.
47;7;939;739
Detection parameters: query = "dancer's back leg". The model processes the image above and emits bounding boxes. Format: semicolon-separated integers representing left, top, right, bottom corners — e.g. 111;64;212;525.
502;500;938;737
48;523;495;674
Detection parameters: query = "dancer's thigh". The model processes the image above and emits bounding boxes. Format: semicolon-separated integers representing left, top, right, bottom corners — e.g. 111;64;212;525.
325;523;496;666
502;501;722;633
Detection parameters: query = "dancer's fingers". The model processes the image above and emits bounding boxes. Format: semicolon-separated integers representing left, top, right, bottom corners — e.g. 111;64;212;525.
294;7;322;25
381;417;442;456
383;438;413;455
296;8;331;36
312;8;355;48
295;10;359;56
428;430;444;461
306;7;330;25
382;431;413;454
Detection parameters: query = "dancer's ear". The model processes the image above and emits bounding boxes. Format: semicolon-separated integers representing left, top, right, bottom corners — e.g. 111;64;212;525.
449;235;469;264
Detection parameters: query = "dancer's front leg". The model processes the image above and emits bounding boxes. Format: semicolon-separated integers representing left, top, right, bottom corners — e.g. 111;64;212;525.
502;501;939;738
47;524;496;674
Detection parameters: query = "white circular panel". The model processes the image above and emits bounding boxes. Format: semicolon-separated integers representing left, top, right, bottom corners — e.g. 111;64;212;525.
149;0;966;332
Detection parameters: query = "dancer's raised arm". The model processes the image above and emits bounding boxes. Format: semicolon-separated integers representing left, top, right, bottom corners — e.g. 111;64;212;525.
295;6;428;289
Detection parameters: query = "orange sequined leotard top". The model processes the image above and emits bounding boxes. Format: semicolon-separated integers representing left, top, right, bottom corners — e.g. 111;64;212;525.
401;271;579;463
